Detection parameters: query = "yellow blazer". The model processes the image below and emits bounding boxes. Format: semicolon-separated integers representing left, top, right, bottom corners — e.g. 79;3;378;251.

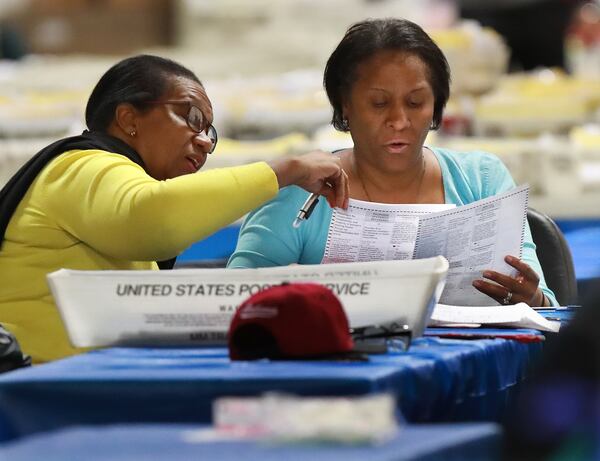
0;149;277;362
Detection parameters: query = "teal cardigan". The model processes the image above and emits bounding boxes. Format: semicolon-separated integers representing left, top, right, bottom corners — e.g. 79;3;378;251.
228;147;558;306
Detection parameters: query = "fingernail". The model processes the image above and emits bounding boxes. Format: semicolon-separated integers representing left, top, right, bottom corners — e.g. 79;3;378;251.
483;271;492;278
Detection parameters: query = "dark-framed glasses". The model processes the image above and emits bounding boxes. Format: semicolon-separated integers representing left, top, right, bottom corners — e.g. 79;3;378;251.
351;323;412;353
147;100;218;154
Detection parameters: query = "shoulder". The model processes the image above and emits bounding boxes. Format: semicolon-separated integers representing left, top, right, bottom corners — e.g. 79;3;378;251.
54;148;143;166
255;185;308;213
431;146;515;202
242;185;307;226
41;149;145;178
242;185;332;235
273;185;311;205
432;146;507;174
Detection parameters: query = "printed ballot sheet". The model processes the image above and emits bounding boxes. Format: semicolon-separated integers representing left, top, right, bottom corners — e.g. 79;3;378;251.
323;185;529;306
414;185;528;305
322;200;455;263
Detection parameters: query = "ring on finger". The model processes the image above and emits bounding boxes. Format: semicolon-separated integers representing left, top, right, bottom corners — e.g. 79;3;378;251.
502;291;513;305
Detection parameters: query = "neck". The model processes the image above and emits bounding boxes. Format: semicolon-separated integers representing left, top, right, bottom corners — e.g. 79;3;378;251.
106;123;137;152
353;151;428;204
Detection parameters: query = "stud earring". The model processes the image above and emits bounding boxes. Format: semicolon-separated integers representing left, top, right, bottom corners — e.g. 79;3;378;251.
341;118;350;131
129;130;137;137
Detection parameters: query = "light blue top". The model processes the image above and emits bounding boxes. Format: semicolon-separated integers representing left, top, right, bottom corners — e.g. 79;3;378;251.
228;147;558;306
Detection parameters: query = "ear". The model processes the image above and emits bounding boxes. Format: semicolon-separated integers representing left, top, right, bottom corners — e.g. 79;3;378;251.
113;103;139;137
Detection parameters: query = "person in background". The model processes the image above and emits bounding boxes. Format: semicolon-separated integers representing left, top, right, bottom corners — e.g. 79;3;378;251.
0;55;349;363
503;283;600;460
228;18;557;308
0;23;27;60
0;0;27;60
458;0;582;71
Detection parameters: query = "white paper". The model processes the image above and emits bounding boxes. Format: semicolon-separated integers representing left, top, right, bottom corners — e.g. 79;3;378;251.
201;394;398;444
47;257;448;348
414;185;528;305
430;302;560;332
322;186;529;306
323;200;455;263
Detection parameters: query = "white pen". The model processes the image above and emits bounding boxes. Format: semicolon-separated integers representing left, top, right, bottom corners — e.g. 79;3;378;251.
292;193;320;228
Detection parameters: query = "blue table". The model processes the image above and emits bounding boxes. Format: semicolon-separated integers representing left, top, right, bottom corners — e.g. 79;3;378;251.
0;422;501;461
0;335;542;442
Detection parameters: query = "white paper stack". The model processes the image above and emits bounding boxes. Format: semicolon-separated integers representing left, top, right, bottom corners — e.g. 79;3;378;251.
191;393;399;444
429;303;560;332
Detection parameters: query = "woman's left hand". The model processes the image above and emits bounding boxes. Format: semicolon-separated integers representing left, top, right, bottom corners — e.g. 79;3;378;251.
472;255;547;307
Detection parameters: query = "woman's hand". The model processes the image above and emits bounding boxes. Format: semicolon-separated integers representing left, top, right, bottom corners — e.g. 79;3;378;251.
472;255;548;307
270;151;349;209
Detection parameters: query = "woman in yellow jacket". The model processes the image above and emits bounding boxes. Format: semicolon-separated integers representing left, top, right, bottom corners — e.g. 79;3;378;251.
0;55;349;362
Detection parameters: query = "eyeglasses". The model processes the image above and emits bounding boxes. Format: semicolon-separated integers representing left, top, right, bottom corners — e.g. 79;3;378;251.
146;100;218;154
351;323;412;352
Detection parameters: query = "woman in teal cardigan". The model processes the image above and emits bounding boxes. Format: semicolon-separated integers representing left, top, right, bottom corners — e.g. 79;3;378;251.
228;18;557;308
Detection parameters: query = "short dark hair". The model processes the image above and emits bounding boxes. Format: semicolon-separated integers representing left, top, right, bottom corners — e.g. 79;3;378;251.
324;18;451;131
85;54;201;132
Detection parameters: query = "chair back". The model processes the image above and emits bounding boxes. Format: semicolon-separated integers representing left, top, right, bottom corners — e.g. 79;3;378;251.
527;208;577;305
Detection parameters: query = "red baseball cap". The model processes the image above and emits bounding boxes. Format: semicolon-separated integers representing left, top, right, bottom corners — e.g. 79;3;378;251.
228;283;365;361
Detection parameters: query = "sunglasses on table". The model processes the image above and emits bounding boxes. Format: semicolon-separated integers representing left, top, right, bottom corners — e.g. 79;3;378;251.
146;100;218;154
351;323;412;353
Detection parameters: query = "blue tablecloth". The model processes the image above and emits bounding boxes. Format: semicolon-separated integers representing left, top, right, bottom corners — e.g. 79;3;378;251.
0;422;501;461
537;308;578;323
0;335;542;442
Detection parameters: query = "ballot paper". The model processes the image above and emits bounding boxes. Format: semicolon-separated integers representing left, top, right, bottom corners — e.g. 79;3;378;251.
429;303;560;332
322;201;455;263
47;257;448;348
323;185;529;306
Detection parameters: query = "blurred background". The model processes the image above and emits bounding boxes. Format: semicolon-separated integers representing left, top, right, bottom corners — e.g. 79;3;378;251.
0;0;599;282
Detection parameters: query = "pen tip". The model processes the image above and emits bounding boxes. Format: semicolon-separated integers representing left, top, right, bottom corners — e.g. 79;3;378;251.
292;218;301;228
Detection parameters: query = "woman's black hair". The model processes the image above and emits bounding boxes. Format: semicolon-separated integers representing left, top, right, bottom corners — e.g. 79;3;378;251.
324;18;451;131
85;54;201;132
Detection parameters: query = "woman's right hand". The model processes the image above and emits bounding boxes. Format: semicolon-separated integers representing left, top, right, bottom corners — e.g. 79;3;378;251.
270;151;349;209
